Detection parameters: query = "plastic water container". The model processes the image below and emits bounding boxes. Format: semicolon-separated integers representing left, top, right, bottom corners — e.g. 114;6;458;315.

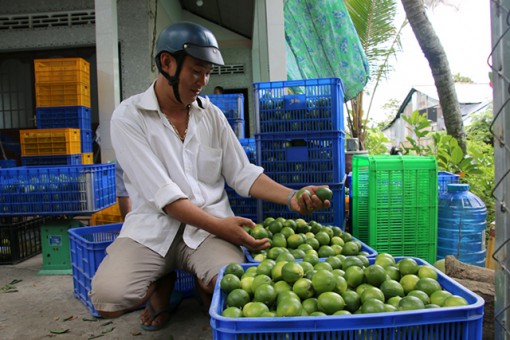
437;183;487;267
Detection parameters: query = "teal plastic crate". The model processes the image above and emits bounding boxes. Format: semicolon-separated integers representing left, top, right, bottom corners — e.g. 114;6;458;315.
210;258;483;339
69;223;195;317
254;78;344;134
0;164;116;215
352;155;438;264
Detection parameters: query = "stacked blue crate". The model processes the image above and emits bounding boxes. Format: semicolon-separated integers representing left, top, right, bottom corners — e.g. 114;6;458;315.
225;138;258;220
207;93;256;220
254;78;346;228
208;93;245;138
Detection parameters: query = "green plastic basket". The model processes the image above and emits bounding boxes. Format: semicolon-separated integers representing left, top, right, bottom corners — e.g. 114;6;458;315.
352;155;438;263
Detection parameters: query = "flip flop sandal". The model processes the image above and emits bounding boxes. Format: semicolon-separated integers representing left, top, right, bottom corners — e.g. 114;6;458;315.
140;290;185;331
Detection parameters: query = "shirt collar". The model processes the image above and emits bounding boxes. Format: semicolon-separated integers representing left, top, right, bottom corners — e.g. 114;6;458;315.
136;81;160;112
136;80;206;115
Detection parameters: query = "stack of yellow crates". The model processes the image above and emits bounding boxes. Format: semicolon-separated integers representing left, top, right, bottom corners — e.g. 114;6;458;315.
89;199;124;226
20;58;93;166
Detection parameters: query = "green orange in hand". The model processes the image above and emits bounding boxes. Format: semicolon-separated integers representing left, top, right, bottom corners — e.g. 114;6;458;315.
315;187;333;202
296;188;312;202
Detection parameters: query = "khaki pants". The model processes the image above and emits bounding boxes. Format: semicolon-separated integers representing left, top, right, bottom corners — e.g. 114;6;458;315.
89;226;244;312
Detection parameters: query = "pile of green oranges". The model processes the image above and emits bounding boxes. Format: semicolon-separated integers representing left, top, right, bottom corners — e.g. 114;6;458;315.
219;253;469;318
246;217;367;262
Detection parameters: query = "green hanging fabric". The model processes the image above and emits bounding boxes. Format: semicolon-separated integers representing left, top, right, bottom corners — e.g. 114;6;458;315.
284;0;369;101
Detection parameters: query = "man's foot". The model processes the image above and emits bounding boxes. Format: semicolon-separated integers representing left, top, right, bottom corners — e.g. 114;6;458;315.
140;272;180;331
140;300;172;331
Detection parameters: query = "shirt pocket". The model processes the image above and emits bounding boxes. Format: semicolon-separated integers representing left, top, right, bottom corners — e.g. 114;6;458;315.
198;145;223;184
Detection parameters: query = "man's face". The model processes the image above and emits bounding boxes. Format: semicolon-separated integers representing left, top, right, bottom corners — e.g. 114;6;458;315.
178;56;213;105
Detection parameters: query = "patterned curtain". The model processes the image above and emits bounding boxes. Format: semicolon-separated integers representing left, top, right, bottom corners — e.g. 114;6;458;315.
284;0;369;101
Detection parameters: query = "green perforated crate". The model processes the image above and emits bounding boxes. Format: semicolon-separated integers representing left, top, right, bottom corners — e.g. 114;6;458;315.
352;155;438;263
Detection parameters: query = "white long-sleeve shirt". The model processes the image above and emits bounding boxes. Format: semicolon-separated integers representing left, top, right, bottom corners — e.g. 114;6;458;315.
110;82;264;256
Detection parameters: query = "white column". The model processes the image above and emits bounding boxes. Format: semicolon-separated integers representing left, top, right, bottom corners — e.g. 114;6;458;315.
94;0;120;163
252;0;286;82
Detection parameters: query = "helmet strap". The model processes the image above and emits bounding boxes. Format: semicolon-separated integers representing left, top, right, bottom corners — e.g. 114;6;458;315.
158;52;186;104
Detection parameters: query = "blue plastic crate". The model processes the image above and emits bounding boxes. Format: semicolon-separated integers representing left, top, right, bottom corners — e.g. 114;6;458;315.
239;138;256;164
226;186;258;221
210;258;484;340
256;131;345;185
81;129;93;153
22;154;82;166
0;159;16;168
36;106;92;130
0;164;116;215
208;93;244;120
243;233;377;263
228;118;245;139
438;171;460;194
69;223;195;317
257;179;346;229
254;78;344;134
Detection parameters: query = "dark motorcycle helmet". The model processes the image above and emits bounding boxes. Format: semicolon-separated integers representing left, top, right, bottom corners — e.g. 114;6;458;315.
155;22;224;103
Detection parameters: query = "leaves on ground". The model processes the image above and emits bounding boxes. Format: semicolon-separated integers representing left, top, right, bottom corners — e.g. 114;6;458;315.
49;329;69;334
82;317;99;322
0;284;18;293
101;327;115;334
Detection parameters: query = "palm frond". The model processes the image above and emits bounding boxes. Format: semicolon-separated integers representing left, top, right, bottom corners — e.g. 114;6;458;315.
345;0;401;82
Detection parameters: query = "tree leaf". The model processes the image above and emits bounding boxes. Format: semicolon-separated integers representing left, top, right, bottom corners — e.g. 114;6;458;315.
451;147;464;164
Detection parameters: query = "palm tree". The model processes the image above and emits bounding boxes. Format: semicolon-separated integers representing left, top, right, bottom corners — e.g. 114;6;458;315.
345;0;403;150
400;0;467;153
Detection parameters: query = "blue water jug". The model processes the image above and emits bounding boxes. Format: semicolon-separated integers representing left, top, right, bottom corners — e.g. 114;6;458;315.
437;183;487;267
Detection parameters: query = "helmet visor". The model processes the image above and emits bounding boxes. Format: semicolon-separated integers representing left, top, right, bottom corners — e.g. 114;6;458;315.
184;43;224;66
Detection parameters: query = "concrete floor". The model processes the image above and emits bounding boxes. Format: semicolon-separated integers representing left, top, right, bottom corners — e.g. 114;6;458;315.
0;254;212;340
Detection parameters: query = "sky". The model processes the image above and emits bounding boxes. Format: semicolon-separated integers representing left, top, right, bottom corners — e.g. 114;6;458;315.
365;0;492;122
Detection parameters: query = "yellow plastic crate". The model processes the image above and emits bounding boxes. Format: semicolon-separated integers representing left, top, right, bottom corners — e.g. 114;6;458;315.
89;201;123;226
35;82;90;107
34;58;90;85
82;153;94;164
20;128;81;156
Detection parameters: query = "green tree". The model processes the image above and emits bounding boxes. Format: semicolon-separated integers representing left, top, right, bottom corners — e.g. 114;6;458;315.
401;0;467;153
345;0;404;150
465;106;493;145
364;126;392;155
452;72;473;83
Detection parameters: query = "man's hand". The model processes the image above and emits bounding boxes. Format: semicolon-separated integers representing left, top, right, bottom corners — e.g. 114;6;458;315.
290;185;331;215
217;216;270;251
